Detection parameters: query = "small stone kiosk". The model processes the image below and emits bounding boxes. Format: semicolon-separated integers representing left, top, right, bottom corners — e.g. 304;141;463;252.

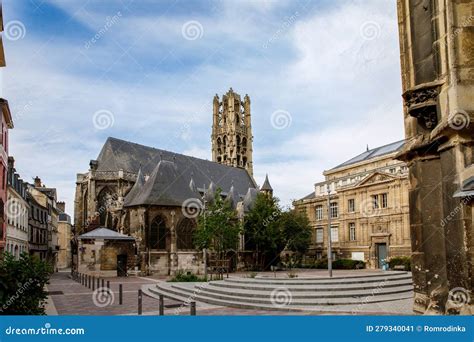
77;227;135;277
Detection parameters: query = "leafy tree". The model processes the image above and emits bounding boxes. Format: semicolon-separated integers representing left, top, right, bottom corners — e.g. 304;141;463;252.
194;190;240;260
0;253;52;315
244;194;312;270
243;193;283;269
278;209;312;262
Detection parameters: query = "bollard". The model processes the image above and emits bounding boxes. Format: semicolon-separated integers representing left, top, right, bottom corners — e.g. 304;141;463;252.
190;302;196;316
88;275;91;289
159;295;164;316
119;284;123;305
92;276;95;291
81;274;84;285
97;277;100;289
107;281;110;290
138;289;143;315
102;279;105;289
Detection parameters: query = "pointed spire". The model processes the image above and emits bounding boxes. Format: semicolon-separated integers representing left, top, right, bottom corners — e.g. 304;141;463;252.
226;181;239;209
261;174;273;191
204;181;217;203
366;144;369;152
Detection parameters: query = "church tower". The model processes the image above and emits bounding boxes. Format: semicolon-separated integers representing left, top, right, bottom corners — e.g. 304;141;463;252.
211;88;253;176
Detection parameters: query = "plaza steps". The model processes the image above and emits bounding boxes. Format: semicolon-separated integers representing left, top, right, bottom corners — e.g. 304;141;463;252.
143;271;414;312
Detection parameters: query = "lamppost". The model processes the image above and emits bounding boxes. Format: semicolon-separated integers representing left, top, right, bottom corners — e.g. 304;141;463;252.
327;184;333;278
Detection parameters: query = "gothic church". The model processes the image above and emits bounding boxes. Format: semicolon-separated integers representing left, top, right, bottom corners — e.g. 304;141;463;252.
74;88;271;276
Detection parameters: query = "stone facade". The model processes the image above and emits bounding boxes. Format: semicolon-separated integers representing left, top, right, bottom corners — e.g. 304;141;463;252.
57;202;72;269
212;88;254;176
396;0;474;314
5;158;29;259
294;142;411;269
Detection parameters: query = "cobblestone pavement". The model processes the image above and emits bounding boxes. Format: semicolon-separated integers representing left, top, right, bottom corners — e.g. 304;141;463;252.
48;271;414;316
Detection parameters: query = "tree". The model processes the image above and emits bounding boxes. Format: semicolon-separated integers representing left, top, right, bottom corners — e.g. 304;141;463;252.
243;193;283;269
278;209;312;263
0;253;52;315
194;190;240;260
244;194;312;270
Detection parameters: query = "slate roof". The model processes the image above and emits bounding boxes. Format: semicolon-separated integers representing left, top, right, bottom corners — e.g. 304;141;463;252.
97;137;256;207
329;140;405;171
78;227;135;241
261;174;273;191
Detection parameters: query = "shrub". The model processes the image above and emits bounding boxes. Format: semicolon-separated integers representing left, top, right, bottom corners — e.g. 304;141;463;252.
389;257;411;271
308;258;366;270
0;253;52;315
169;270;207;282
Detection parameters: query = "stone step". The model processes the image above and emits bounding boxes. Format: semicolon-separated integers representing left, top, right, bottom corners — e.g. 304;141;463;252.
209;278;413;292
151;282;413;308
173;283;414;300
225;273;412;286
254;271;408;281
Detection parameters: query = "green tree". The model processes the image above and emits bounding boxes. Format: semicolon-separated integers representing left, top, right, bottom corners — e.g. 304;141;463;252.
243;193;283;269
194;190;240;260
278;209;312;262
244;194;312;270
0;253;52;315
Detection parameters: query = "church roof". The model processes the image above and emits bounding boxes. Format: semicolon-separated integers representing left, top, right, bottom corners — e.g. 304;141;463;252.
123;167;145;206
329;140;405;171
261;174;273;191
125;160;201;207
97;137;256;206
78;227;135;241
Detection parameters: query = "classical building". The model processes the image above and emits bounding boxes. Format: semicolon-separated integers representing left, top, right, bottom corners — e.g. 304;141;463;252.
211;88;254;176
74;89;268;276
0;2;14;253
294;141;411;269
28;178;60;270
396;0;473;314
5;157;29;259
57;201;72;269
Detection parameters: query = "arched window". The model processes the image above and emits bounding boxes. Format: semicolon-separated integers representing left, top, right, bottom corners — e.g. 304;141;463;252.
177;218;195;250
149;215;167;250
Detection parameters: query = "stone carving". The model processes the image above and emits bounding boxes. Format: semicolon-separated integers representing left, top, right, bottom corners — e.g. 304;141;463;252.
403;85;439;130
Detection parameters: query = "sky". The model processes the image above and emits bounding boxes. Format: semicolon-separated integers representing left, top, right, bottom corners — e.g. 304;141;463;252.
1;0;404;215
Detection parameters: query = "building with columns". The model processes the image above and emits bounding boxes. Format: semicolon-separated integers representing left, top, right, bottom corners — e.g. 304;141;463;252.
294;141;411;269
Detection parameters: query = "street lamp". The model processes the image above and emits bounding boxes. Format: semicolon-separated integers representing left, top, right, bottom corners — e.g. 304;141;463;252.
327;184;333;278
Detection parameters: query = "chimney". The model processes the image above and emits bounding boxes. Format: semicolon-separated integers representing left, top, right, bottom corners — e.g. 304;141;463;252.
57;201;66;213
34;176;42;188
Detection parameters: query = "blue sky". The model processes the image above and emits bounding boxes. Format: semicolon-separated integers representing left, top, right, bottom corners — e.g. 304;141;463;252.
1;0;404;214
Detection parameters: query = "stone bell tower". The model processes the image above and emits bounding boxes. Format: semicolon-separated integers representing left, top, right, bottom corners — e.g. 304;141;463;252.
211;88;254;176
